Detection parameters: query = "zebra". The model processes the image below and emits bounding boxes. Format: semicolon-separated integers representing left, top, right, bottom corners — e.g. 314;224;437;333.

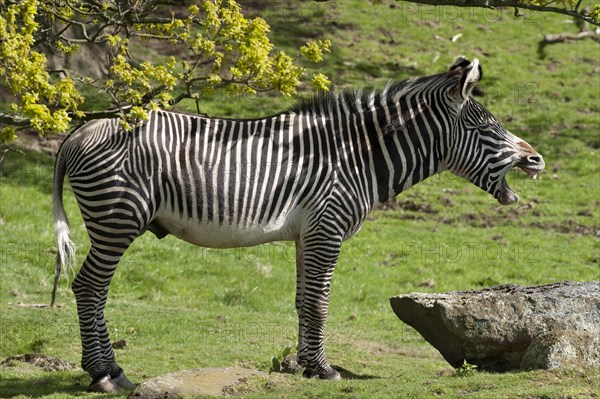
52;57;544;392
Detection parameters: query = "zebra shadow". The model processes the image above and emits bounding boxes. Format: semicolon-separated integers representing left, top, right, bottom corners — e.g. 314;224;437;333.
0;373;89;398
332;365;380;380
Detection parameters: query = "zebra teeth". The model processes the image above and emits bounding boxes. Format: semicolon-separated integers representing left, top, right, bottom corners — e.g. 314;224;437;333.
523;168;539;180
517;164;542;180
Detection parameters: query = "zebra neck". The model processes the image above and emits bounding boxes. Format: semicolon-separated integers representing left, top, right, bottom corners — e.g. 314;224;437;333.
358;94;445;204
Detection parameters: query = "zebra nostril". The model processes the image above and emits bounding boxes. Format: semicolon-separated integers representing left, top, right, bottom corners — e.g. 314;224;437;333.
527;154;543;165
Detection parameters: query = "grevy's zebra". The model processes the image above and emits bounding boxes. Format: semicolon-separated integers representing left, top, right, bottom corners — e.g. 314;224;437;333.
52;57;544;392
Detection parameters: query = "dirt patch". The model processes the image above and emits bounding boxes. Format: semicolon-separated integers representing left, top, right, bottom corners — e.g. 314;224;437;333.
1;353;78;372
531;220;600;237
112;339;128;349
351;338;405;356
345;336;433;359
377;198;438;214
397;197;599;238
222;372;291;397
440;213;599;237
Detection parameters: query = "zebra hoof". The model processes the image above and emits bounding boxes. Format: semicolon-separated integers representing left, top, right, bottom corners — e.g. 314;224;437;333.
303;366;342;380
88;375;122;393
112;371;137;389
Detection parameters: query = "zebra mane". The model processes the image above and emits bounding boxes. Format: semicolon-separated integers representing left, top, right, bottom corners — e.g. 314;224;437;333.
288;73;448;116
287;86;369;115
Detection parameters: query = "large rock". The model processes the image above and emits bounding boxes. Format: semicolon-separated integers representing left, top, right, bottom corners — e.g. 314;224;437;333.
128;368;266;398
389;281;600;371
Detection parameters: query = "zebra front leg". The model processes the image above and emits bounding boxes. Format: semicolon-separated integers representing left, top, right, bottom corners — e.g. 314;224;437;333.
299;234;342;380
73;243;136;392
295;241;308;368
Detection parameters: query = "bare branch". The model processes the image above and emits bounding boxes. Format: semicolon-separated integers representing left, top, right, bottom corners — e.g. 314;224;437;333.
543;30;600;43
0;142;25;164
0;107;135;130
395;0;600;26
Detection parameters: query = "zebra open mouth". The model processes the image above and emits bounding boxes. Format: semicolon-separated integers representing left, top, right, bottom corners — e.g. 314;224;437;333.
496;160;544;205
497;175;519;205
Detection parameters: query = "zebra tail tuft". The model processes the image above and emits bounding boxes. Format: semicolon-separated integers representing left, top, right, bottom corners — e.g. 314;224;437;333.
51;149;76;307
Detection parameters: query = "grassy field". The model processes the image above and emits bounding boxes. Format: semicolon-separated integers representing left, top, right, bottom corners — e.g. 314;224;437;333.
1;0;599;398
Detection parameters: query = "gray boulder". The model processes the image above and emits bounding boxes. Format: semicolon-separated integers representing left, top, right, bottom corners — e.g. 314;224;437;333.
128;367;266;398
389;281;600;371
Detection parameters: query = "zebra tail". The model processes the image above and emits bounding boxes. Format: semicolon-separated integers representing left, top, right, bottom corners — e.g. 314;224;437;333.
51;145;75;307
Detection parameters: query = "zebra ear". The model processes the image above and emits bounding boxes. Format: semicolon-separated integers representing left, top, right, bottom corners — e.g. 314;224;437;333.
449;56;471;71
449;57;482;100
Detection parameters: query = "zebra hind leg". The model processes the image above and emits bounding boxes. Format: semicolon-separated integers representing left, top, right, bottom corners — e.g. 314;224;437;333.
73;238;137;392
298;234;342;380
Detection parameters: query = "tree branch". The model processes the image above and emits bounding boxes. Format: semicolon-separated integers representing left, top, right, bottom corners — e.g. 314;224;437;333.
395;0;600;26
0;112;31;127
72;107;132;121
543;30;600;42
0;142;24;164
0;107;134;130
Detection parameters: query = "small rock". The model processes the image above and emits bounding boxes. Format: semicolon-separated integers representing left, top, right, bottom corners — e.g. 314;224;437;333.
279;354;302;374
128;367;265;398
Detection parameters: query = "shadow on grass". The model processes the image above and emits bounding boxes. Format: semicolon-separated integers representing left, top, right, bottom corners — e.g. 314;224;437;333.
0;373;109;398
0;148;55;194
263;5;426;86
332;365;380;380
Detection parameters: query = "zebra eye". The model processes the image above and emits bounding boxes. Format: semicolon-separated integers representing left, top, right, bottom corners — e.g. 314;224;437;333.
466;122;488;130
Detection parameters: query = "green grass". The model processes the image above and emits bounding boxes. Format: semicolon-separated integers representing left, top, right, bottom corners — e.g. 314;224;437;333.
1;1;599;398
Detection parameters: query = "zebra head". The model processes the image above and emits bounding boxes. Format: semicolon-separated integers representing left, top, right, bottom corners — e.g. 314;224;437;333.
443;57;545;205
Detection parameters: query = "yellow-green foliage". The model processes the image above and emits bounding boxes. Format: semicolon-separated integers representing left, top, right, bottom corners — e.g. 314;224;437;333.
592;4;600;21
522;0;600;22
0;0;332;137
0;0;83;139
2;0;596;141
523;0;577;6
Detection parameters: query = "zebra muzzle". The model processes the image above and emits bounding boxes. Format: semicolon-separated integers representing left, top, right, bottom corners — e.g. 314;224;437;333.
516;156;545;181
515;143;545;181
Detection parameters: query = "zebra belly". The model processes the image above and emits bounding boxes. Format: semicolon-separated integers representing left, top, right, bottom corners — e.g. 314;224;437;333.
154;213;299;248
